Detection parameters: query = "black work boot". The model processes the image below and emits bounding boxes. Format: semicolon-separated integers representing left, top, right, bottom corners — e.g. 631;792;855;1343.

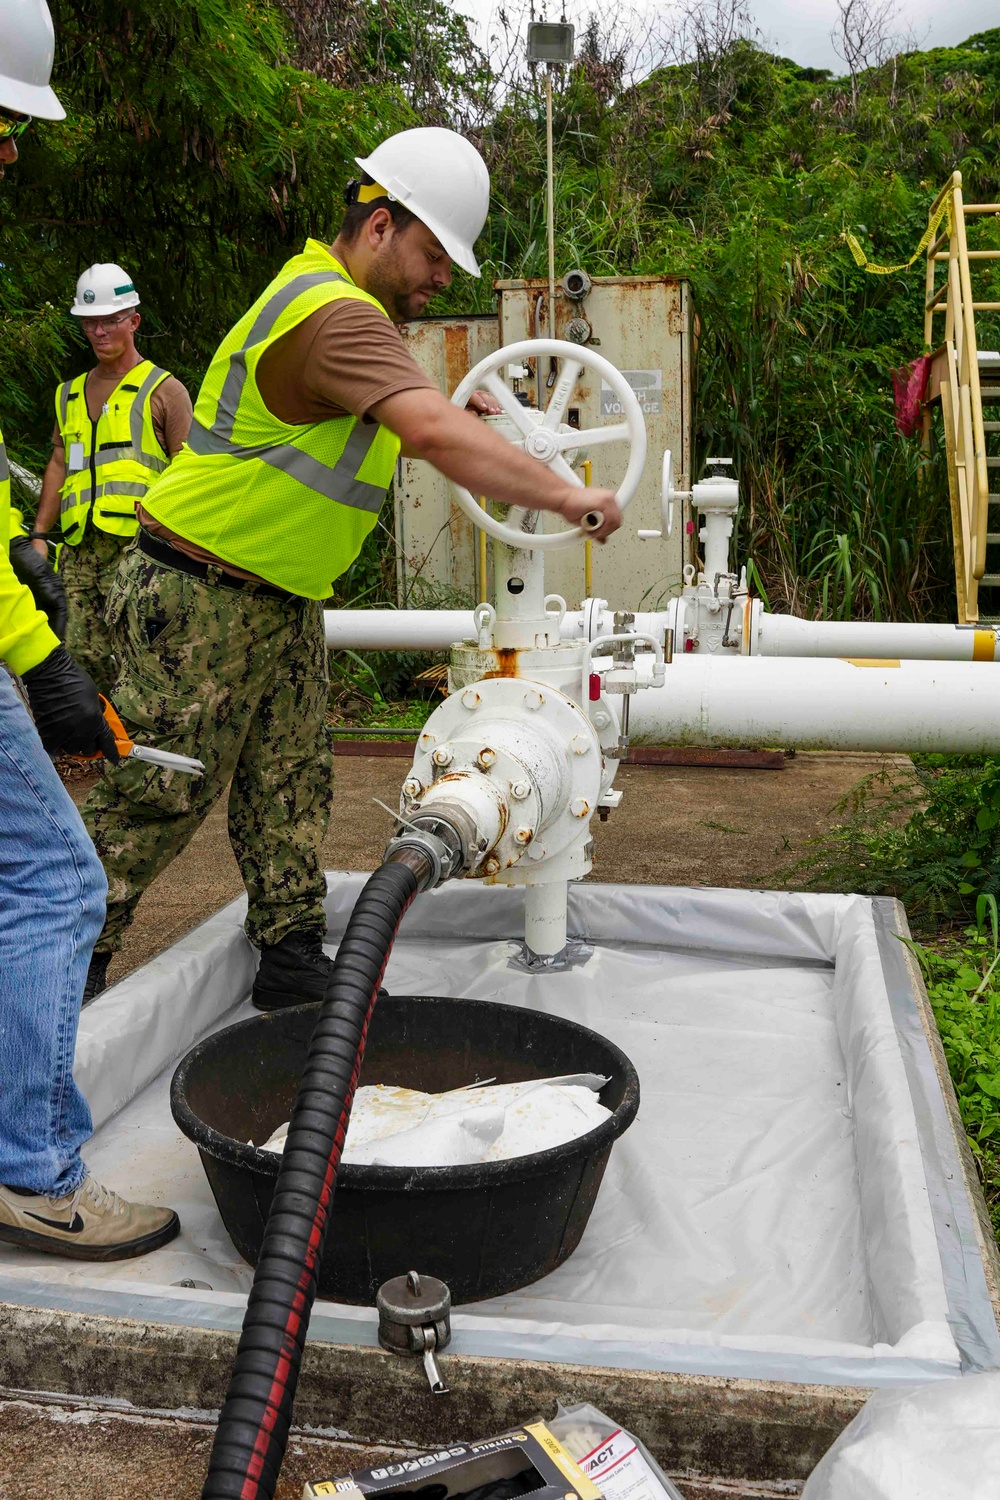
82;951;112;1007
251;930;334;1012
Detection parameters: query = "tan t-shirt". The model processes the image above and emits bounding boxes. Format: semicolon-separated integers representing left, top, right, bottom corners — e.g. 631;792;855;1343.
140;298;434;585
50;363;193;458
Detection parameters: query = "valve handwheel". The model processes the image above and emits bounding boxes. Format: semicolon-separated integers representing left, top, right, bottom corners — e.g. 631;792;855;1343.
450;338;647;550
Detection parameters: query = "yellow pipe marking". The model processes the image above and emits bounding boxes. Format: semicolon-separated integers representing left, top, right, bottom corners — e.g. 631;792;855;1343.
844;658;902;668
973;629;996;661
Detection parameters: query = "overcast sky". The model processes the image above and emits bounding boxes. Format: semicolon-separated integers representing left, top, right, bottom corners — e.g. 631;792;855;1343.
454;0;997;76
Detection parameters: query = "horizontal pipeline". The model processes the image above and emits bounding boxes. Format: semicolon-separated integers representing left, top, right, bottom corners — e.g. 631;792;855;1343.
627;656;1000;755
324;608;1000;664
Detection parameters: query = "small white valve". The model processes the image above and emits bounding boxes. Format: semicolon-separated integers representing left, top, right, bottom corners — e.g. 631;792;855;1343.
637;450;691;541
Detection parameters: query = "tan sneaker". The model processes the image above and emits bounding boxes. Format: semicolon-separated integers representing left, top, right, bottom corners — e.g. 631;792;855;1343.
0;1175;179;1261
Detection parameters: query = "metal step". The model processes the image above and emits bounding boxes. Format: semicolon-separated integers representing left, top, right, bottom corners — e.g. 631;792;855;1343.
987;534;1000;544
981;575;1000;587
985;422;1000;432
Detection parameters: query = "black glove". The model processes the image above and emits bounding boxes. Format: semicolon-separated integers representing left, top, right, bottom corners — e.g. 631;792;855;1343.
20;645;120;762
9;536;68;641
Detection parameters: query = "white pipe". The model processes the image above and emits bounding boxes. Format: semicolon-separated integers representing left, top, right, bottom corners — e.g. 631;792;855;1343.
524;879;568;957
627;655;1000;754
325;603;1000;667
757;613;1000;662
325;610;478;651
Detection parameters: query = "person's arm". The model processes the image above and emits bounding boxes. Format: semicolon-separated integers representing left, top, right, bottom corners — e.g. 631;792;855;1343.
152;378;194;459
371;386;621;541
29;443;65;558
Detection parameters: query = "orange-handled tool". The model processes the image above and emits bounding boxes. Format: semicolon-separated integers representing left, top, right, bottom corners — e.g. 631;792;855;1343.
99;695;205;777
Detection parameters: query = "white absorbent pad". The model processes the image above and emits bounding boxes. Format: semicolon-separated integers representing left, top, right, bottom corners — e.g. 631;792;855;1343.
257;1075;612;1166
801;1371;1000;1498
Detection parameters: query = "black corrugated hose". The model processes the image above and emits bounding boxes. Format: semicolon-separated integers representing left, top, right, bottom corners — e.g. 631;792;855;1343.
201;860;420;1500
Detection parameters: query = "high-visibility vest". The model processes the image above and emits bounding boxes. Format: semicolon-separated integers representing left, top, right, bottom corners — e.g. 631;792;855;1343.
55;359;171;545
142;240;401;599
0;428;59;674
0;433;8;519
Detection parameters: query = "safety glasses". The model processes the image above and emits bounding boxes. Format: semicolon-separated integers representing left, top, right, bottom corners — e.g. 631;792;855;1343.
79;312;136;331
0;112;32;143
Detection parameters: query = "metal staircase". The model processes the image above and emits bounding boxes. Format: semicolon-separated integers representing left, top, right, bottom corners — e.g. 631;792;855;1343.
921;171;1000;623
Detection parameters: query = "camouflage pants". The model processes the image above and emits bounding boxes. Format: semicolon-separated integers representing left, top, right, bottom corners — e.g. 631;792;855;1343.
82;547;334;956
59;526;130;695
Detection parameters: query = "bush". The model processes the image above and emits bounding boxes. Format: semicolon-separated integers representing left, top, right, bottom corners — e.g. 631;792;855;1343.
790;754;1000;930
907;906;1000;1238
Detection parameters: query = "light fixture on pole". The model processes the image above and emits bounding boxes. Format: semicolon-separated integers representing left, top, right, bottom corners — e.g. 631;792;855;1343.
526;19;575;342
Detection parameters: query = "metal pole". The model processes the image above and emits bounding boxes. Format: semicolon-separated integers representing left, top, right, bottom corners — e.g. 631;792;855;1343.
546;67;556;340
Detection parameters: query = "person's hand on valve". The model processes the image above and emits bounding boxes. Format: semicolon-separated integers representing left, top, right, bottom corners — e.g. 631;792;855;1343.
463;391;621;541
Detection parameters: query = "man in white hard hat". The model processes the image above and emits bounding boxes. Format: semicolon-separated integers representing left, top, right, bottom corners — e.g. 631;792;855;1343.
30;265;192;691
81;125;622;1008
0;0;180;1261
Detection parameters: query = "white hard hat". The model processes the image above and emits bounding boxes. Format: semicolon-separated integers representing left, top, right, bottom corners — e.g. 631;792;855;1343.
70;264;141;318
355;127;490;278
0;0;65;120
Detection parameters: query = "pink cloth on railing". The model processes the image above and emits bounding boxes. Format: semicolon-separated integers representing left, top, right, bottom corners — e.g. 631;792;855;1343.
892;355;932;437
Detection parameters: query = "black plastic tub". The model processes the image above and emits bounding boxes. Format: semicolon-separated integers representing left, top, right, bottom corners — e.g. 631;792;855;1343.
170;995;640;1305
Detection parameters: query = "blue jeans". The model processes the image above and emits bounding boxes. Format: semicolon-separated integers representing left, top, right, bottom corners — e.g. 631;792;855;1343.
0;669;106;1194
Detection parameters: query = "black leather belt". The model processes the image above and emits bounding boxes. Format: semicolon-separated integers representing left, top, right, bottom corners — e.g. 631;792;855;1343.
138;528;297;602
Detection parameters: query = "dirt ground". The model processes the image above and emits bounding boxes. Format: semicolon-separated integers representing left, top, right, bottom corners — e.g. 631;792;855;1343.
62;748;898;984
2;751;891;1498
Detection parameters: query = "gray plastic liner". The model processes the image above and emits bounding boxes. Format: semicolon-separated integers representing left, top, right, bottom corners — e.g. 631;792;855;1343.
0;877;996;1390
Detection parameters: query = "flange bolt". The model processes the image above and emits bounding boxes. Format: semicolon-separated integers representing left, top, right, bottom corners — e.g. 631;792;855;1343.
402;777;422;800
476;747;497;770
432;746;454;767
510;781;530;800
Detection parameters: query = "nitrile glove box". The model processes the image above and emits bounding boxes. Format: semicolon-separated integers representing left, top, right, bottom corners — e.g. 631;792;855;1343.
302;1422;601;1500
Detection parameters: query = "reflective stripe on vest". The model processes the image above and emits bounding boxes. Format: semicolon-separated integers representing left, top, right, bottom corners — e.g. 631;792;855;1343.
56;360;171;543
187;268;386;514
141;241;402;598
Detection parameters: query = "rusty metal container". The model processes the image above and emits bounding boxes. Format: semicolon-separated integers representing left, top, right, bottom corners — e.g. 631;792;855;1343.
394;276;693;614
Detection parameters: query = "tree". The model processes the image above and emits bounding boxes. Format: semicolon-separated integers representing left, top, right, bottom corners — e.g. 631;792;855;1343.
832;0;905;108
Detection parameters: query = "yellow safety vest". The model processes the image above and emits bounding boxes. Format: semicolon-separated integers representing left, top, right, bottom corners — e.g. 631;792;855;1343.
143;240;401;599
55;359;171;545
0;428;59;674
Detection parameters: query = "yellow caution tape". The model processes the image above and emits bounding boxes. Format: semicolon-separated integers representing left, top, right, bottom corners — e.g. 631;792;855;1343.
973;630;997;662
845;658;901;668
842;195;953;276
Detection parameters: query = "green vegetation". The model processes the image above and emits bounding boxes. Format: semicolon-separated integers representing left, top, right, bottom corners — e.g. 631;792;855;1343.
907;901;1000;1237
792;755;1000;930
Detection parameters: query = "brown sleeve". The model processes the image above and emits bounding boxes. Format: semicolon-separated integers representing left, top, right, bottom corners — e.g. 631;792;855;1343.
149;376;193;458
257;299;435;426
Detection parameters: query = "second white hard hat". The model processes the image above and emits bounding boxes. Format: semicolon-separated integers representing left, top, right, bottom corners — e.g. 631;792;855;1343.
70;264;140;318
355;127;490;278
0;0;65;119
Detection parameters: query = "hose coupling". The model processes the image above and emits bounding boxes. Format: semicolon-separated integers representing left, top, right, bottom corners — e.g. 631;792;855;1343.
384;805;473;891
